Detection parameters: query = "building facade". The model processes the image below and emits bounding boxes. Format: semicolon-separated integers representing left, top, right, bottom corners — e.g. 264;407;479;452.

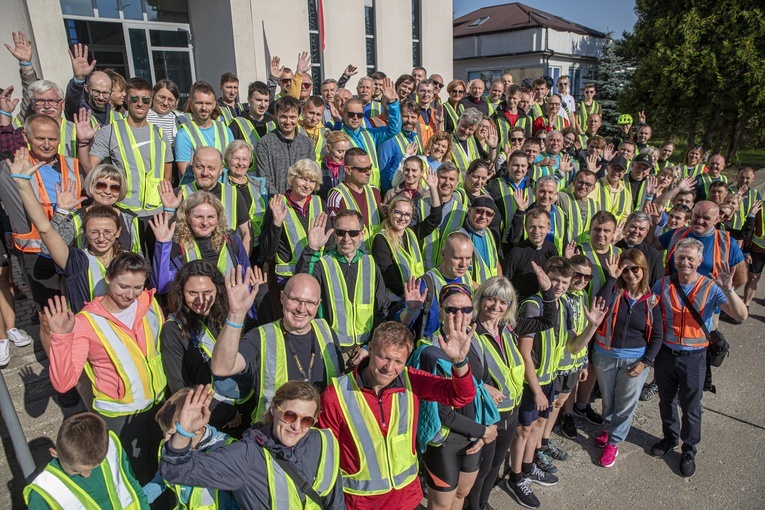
453;3;605;97
2;0;452;103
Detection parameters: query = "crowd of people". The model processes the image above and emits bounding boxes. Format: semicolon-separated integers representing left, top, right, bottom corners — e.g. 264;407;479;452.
0;29;760;510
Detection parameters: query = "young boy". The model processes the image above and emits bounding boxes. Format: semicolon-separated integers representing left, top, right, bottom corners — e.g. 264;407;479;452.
24;413;149;509
143;388;236;509
506;257;605;509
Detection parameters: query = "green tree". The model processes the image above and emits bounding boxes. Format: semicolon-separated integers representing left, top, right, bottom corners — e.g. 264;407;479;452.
594;36;633;137
622;0;765;161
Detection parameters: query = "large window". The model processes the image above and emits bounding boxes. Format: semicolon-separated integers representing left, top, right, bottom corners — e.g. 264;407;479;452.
412;0;421;67
364;0;376;74
307;0;324;83
60;0;189;22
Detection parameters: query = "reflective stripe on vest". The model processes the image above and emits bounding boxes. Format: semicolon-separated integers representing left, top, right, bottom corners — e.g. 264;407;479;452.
478;328;525;411
275;195;323;276
84;251;107;301
57;120;77;158
231;117;260;171
443;102;461;130
319;254;376;347
332;371;418;495
521;294;567;385
728;186;758;230
665;228;729;279
184;237;237;276
181;120;231;153
81;299;166;416
697;174;727;201
13;155;81;253
496;179;529;242
495;113;531;147
558;290;588;371
451;134;478;175
240;175;266;244
419;195;467;269
579;243;621;301
330;183;381;251
252;319;340;423
112;119;165;211
344;128;381;188
559;192;596;245
374;228;424;288
23;431;140;510
597;179;632;222
459;228;498;285
265;428;339;509
682;163;706;180
181;183;238;230
658;276;715;348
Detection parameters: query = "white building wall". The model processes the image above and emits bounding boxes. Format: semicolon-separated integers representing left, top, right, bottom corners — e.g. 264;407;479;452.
322;0;367;89
376;0;413;82
546;29;603;58
421;0;453;84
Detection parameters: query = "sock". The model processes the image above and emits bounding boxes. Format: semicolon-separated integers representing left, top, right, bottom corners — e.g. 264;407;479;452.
521;462;533;475
575;402;587;411
541;438;549;446
510;471;523;483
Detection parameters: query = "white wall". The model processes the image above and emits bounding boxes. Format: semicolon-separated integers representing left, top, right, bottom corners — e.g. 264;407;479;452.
188;0;236;87
323;0;367;88
547;29;603;58
376;0;413;81
422;0;453;83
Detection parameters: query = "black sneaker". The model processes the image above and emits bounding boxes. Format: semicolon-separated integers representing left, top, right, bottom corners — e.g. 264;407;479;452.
679;452;696;477
505;478;540;509
650;438;679;458
526;463;558;486
639;382;658;402
560;413;578;439
573;404;604;425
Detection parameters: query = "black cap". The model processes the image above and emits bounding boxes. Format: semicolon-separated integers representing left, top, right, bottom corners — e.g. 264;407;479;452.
470;196;498;213
542;75;554;88
632;153;653;168
608;155;629;170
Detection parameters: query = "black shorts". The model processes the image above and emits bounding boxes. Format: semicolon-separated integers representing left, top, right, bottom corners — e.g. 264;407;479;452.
518;383;555;427
421;432;482;492
749;251;765;275
554;371;579;395
22;253;62;309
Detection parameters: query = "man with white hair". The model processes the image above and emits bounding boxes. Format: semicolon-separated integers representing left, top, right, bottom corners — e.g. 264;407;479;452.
451;108;485;174
460;79;490;116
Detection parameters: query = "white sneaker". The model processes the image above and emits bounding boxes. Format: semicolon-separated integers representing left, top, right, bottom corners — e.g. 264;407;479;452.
7;328;32;347
0;340;10;368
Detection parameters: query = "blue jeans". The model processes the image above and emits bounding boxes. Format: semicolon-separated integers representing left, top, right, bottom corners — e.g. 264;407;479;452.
592;350;651;445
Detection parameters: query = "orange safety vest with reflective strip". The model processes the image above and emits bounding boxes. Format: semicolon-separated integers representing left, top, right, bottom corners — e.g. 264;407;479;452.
664;228;730;279
594;292;658;350
656;276;716;348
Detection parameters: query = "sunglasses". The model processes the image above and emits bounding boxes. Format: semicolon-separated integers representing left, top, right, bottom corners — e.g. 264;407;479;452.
349;165;373;173
275;404;316;428
434;82;444;88
573;272;593;282
336;229;362;238
346;111;364;119
281;79;291;84
510;137;525;142
129;95;152;105
452;90;465;95
443;306;474;315
623;266;642;275
95;181;121;193
473;208;495;217
301;83;312;89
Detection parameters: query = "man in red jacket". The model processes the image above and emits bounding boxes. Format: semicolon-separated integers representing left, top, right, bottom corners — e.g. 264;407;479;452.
319;321;476;510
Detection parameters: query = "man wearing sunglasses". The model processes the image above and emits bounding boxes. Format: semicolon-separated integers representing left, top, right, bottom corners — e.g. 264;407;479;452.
457;196;502;285
63;43;115;127
297;209;390;356
492;85;532;150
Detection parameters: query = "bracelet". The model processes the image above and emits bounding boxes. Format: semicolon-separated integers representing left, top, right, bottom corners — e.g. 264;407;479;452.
73;76;86;85
163;207;176;213
452;356;469;369
226;318;244;328
0;110;12;118
404;304;421;315
19;61;32;67
56;207;71;215
722;287;735;294
10;173;32;180
174;422;196;438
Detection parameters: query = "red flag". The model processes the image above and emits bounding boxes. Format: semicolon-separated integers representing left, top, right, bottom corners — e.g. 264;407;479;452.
318;0;325;51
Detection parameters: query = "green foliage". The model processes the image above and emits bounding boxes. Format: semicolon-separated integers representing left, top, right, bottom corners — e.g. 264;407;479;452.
621;0;765;162
594;37;633;137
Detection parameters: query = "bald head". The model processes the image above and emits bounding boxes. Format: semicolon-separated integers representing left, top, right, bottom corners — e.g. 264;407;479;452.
86;71;113;112
691;200;720;235
284;273;320;300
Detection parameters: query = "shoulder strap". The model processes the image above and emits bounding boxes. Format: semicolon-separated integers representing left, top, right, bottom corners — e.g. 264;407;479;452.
272;455;323;507
670;275;711;338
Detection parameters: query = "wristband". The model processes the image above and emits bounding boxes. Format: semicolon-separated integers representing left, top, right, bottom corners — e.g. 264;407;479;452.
226;318;244;328
11;173;32;180
174;422;196;438
722;287;735;294
19;61;32;67
73;76;86;84
163;207;176;213
55;207;71;215
0;110;12;118
404;304;421;315
452;356;469;369
644;196;654;202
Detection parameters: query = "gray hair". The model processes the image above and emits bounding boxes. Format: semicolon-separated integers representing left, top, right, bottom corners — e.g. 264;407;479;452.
626;211;651;226
640;146;659;159
675;238;704;257
535;175;558;189
28;80;64;99
458;107;483;127
223;139;252;164
547;130;563;139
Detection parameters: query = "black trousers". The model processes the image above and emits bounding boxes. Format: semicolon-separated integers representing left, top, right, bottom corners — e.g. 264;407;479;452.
466;408;519;509
655;345;706;455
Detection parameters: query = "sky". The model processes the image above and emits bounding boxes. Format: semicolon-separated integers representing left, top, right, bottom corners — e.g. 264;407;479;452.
453;0;638;38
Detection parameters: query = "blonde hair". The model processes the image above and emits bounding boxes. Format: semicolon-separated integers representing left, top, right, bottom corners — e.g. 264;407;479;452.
223;139;253;166
380;195;414;251
287;159;322;192
473;276;518;328
155;388;192;434
325;130;351;147
175;191;229;252
84;164;128;202
425;130;453;162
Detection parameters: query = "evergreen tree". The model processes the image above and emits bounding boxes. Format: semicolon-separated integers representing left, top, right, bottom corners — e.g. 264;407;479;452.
594;37;633;137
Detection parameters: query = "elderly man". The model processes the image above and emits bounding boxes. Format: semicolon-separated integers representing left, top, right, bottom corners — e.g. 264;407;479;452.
320;78;339;125
617;211;665;286
487;80;505;115
212;271;344;424
460;79;490;115
451;108;488;174
298;210;390;352
319;321;476;510
355;77;377;119
509;175;566;255
651;238;746;477
532;94;569;137
531;130;575;188
64;44;115;126
696;154;728;201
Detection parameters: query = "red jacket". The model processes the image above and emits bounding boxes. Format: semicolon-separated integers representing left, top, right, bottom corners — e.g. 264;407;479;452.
318;361;476;510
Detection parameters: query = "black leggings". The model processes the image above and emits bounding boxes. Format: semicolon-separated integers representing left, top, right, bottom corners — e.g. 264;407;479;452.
421;432;482;492
467;409;519;509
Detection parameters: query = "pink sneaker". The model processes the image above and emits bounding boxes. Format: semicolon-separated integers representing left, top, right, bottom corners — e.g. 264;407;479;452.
600;444;619;467
594;430;609;448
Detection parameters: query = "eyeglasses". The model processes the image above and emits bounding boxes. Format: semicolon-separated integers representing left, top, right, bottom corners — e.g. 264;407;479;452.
301;83;312;89
510;137;525;142
33;98;63;107
94;181;121;193
392;210;413;220
335;229;362;238
452;89;465;95
89;89;111;98
433;82;444;88
285;295;320;309
623;266;642;275
349;165;373;173
346;111;364;119
573;272;593;282
473;208;495;218
575;180;596;188
443;306;474;315
86;230;117;240
275;403;316;428
129;95;152;105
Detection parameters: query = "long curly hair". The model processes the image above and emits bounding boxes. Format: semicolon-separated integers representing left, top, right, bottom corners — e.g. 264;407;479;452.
174;191;229;253
168;260;228;339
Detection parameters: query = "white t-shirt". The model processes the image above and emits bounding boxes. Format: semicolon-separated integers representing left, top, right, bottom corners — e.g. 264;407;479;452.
111;299;138;329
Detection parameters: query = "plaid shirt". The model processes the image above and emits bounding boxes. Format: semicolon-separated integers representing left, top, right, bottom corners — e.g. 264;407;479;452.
0;125;25;156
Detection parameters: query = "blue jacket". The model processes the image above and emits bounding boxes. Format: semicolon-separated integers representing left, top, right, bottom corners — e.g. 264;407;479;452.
378;129;419;193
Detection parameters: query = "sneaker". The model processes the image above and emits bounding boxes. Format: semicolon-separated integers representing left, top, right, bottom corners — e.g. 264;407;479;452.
679;452;696;477
574;404;604;425
505;478;540;509
600;444;619;467
639;382;658;402
540;440;569;461
650;438;679;458
534;450;558;474
526;463;558;486
594;430;609;448
7;328;32;348
560;413;578;439
0;339;9;368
